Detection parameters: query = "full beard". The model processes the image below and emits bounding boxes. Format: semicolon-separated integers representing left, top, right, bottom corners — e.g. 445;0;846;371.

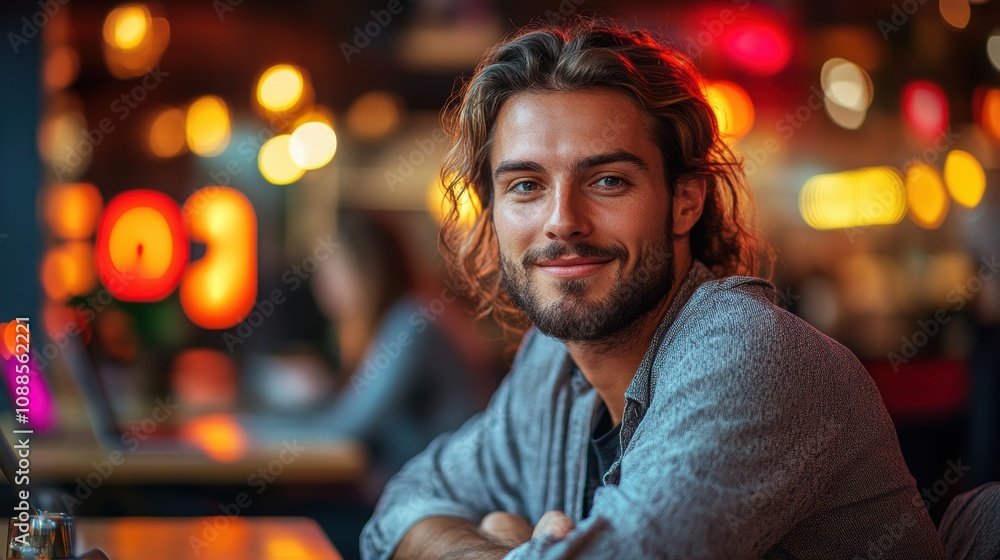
500;234;675;348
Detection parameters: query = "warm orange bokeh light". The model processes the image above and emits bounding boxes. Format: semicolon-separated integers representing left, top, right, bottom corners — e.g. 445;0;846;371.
45;183;103;239
0;321;26;360
171;348;238;409
180;187;257;329
978;88;1000;143
705;80;755;140
905;163;949;229
96;190;189;301
40;241;98;302
180;414;248;463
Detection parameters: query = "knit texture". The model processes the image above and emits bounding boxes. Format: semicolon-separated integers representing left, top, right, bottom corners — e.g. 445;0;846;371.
360;260;947;559
939;482;1000;559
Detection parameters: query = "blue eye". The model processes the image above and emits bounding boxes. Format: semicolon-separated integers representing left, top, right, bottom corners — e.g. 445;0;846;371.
594;176;625;188
512;181;539;193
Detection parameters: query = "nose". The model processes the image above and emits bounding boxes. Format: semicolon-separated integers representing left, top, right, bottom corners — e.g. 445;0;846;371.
543;184;591;242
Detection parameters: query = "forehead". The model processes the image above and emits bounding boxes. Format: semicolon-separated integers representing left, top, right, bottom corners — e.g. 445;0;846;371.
489;88;660;169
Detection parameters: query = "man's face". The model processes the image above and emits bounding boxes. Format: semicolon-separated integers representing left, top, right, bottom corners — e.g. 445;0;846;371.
490;88;675;342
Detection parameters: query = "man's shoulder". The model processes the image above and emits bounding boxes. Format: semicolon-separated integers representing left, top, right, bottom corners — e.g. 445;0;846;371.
657;274;866;392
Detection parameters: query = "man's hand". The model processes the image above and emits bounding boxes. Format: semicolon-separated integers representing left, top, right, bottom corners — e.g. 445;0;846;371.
479;510;576;546
531;510;575;540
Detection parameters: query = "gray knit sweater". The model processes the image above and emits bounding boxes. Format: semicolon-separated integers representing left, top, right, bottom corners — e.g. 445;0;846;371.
361;260;947;559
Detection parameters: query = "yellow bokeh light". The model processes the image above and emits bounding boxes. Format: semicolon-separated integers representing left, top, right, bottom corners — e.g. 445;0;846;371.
705;81;754;140
258;134;305;185
289;121;337;170
108;207;175;278
905;163;949;229
943;150;986;208
148;106;187;158
103;5;151;52
799;167;906;230
44;183;103;240
427;174;480;228
186;96;231;157
256;64;305;112
180;187;257;329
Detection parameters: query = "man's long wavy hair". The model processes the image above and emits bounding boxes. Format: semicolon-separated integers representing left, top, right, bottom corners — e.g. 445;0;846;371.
438;20;772;342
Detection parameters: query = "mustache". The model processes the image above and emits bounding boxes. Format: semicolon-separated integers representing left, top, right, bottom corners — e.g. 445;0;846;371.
521;242;627;268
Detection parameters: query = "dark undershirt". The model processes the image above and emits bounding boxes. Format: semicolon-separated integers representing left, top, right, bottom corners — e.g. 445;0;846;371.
582;400;622;518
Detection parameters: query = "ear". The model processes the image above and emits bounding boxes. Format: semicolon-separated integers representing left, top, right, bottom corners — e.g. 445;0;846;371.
672;176;707;237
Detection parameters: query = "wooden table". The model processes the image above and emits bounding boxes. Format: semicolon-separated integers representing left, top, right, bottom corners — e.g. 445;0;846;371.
73;517;342;559
31;439;368;485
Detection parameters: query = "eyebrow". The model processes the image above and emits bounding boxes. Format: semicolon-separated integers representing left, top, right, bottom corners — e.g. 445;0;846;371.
492;150;649;182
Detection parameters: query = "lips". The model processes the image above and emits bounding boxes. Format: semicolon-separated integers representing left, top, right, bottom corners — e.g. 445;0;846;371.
534;256;614;279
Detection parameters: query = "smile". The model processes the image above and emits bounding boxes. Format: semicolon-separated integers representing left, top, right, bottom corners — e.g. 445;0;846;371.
534;258;614;279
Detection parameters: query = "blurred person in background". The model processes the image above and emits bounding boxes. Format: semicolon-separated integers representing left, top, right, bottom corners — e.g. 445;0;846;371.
310;211;497;485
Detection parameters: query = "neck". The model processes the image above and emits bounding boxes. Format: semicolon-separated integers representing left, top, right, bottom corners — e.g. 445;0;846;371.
565;257;692;426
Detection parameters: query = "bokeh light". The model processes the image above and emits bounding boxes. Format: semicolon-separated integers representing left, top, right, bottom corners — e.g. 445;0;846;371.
171;348;238;409
256;64;306;112
40;241;98;302
43;46;80;90
96;190;189;302
346;91;403;140
905;163;949;229
44;183;103;240
902;81;949;143
943;150;986;208
289;121;337;170
939;0;971;30
180;414;248;463
186;96;231;157
258;134;305;185
704;81;755;140
148;106;188;158
977;87;1000;142
720;16;793;76
180;187;257;330
101;4;169;79
427;174;481;228
989;32;1000;72
799;167;906;230
103;4;151;52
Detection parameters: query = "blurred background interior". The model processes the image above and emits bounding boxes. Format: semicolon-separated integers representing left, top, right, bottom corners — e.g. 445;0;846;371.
0;0;998;558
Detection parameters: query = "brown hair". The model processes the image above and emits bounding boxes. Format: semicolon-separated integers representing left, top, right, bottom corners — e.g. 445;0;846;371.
438;19;772;341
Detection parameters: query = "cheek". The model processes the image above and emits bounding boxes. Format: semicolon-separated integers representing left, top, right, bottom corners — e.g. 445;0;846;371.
492;204;533;253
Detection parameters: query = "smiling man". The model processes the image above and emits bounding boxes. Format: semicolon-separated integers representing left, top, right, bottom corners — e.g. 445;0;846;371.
360;22;946;559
